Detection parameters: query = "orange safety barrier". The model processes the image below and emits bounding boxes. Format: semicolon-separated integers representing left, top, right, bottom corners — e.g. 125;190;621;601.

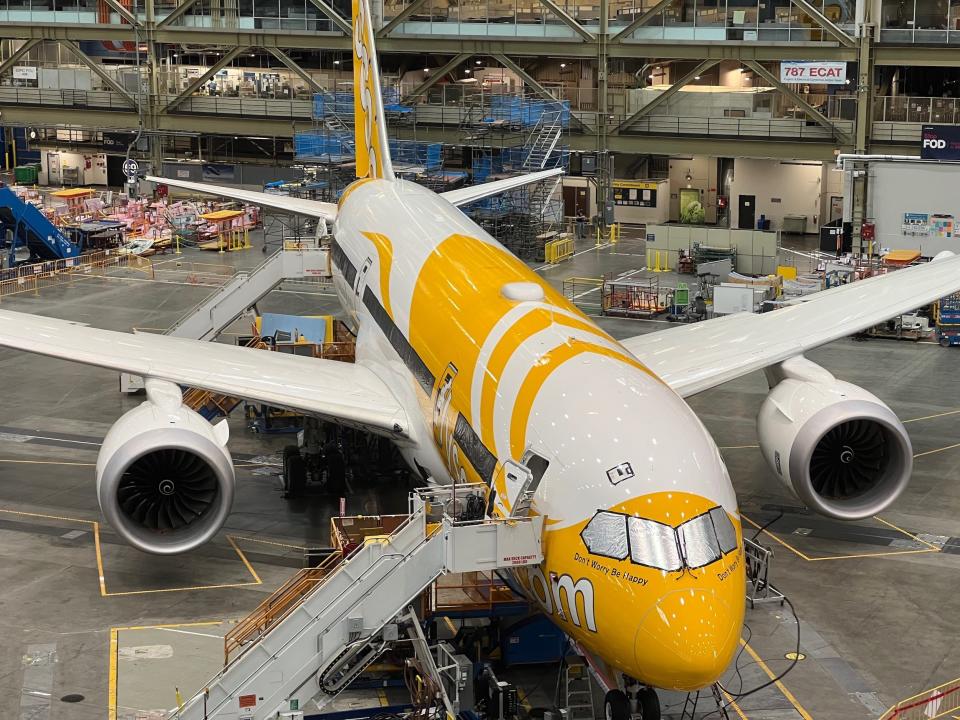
880;676;960;720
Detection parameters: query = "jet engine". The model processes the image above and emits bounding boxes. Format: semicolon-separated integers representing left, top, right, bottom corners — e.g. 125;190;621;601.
757;356;912;520
96;379;235;554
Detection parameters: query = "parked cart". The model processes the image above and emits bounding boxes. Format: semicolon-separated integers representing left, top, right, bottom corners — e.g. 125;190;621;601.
935;291;960;346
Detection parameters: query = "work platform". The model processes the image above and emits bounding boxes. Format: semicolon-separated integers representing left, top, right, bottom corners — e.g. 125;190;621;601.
171;485;544;720
120;242;332;392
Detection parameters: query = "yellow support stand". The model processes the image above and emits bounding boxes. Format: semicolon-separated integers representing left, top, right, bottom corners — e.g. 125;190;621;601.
646;249;671;273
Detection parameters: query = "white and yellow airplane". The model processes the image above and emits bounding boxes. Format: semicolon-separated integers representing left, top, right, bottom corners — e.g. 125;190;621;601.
0;1;957;716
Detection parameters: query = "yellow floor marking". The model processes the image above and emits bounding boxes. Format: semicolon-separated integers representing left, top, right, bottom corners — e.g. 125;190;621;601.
719;687;750;720
914;442;960;459
741;641;813;720
109;620;228;720
378;689;389;707
903;408;960;423
741;513;940;563
0;507;264;596
231;535;309;551
108;627;118;720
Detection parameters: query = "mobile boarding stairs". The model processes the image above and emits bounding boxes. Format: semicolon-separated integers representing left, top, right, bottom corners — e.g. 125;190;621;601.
170;484;544;720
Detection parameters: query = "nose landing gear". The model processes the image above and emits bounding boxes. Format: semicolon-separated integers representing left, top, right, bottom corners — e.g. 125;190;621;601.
604;687;660;720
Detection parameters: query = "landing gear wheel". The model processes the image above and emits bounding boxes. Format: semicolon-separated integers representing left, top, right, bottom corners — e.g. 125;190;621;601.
604;690;631;720
636;688;660;720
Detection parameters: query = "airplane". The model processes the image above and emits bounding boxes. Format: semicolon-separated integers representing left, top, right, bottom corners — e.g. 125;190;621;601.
0;1;957;716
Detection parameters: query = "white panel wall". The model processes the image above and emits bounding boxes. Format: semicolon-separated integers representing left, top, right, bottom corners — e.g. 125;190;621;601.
729;158;823;231
868;161;960;256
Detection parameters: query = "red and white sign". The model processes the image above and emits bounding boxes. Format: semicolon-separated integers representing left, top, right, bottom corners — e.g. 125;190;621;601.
779;61;847;85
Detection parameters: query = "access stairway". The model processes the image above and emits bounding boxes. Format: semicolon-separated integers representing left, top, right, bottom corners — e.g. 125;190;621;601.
167;246;331;341
521;107;564;172
120;244;332;392
170;485;544;720
0;185;80;262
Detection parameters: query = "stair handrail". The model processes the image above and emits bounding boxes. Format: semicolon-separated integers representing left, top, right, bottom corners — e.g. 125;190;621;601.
179;506;437;719
166;250;284;334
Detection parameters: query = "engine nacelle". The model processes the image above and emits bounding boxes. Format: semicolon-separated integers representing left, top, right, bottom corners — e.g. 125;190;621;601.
96;379;235;554
757;357;912;520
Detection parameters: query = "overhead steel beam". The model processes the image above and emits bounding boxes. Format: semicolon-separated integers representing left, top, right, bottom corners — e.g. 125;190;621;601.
538;0;596;41
610;0;674;43
305;0;352;34
790;0;855;47
743;60;851;143
377;0;431;37
59;40;138;106
157;0;201;27
267;47;324;93
493;53;592;133
401;53;470;101
99;0;140;25
163;45;247;111
615;59;718;132
0;39;42;78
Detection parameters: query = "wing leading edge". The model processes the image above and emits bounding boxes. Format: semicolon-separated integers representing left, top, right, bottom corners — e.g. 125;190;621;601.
441;168;564;207
621;253;960;397
0;309;409;437
145;176;338;221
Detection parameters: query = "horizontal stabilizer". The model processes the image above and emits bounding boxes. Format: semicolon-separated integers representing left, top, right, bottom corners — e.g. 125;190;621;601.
441;168;564;207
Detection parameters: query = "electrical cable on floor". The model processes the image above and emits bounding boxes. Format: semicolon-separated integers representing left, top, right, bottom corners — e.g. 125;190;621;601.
751;510;784;541
700;594;802;719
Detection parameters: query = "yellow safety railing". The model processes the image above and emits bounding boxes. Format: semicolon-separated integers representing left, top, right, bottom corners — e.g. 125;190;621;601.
879;676;960;720
0;250;154;301
544;236;574;264
646;249;671;272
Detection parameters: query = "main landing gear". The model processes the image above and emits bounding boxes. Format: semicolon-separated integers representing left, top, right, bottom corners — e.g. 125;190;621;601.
604;686;661;720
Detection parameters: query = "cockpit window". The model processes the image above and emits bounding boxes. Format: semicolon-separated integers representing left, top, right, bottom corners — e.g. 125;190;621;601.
709;507;738;554
628;516;683;571
677;513;723;569
580;512;629;560
580;505;739;571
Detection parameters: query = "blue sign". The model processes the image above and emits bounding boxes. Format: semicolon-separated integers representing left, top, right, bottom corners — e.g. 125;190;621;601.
122;158;139;178
921;125;960;160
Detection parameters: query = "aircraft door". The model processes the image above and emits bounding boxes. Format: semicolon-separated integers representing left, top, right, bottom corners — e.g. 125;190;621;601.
355;257;373;299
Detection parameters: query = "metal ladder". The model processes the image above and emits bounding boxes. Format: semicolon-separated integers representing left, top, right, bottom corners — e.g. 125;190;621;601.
168;485;544;720
564;660;597;720
680;684;731;720
521;107;563;171
319;91;356;154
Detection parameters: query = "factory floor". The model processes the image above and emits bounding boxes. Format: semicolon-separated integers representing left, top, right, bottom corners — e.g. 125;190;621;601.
0;228;956;720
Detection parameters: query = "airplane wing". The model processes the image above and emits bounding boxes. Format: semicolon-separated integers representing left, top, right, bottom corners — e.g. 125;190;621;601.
145;176;338;221
0;309;409;437
440;168;564;207
619;254;960;398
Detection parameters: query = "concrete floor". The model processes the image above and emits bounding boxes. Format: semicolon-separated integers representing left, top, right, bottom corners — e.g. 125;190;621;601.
0;228;957;719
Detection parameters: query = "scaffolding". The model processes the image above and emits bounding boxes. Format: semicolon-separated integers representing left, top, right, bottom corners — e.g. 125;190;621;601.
458;93;570;261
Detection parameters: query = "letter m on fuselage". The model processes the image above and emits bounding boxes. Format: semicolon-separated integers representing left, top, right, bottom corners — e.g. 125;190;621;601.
552;575;597;632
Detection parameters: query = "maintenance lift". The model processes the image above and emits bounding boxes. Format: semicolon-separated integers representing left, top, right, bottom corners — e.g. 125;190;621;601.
169;484;544;720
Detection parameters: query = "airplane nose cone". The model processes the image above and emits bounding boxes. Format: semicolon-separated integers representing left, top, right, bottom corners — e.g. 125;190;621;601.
634;587;741;691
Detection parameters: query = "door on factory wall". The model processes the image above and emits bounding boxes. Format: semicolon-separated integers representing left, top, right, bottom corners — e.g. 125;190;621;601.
738;194;756;229
47;152;61;185
830;196;843;223
563;186;589;217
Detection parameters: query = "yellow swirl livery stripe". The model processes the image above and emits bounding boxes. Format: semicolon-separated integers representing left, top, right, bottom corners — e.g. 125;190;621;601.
362;231;394;317
352;0;394;180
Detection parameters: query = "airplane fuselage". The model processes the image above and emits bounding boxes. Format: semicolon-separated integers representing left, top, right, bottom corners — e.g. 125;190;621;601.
330;177;746;692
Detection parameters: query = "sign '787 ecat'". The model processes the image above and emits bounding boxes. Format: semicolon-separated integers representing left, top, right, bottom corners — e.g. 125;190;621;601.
779;61;847;85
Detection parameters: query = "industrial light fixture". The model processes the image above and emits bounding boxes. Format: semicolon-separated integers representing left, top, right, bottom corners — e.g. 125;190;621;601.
694;75;701;80
464;68;471;74
560;62;567;68
648;75;654;80
333;59;340;65
475;59;482;65
424;67;430;73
